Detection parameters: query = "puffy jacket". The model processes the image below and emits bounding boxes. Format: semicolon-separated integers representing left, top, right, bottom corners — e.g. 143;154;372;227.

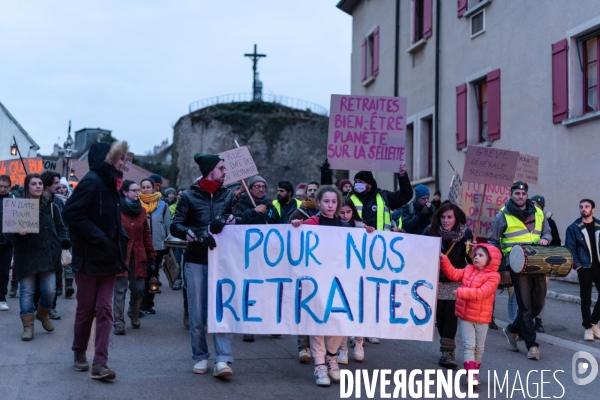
119;208;156;278
440;243;501;324
565;216;600;270
170;183;255;264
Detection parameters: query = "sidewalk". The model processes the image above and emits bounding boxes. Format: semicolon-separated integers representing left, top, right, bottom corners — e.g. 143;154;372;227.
548;277;597;306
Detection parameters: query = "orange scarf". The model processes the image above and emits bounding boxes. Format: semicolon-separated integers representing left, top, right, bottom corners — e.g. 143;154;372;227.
139;192;162;214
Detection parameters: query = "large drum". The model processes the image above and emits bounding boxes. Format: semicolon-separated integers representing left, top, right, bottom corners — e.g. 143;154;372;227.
509;245;573;277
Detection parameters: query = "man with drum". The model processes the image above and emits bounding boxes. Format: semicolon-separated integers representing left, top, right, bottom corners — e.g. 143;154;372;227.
488;181;552;360
565;199;600;342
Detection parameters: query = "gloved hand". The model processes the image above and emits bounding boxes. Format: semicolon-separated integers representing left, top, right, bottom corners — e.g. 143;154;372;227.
198;231;217;250
320;158;332;185
421;205;433;216
61;239;71;250
320;159;331;172
148;259;156;272
210;217;227;234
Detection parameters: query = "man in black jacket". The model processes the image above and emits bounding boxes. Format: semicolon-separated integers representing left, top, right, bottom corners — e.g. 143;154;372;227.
401;184;436;234
63;141;129;381
170;153;256;378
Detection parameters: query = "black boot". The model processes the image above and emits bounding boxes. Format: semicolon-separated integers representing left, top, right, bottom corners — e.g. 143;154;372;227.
535;318;545;333
489;317;499;330
65;279;75;297
9;281;18;298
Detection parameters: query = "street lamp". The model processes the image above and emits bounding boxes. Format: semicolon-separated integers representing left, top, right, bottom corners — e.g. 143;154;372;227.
10;143;18;156
10;136;27;174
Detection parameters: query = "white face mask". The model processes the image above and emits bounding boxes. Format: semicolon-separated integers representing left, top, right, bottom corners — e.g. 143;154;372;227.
354;182;367;193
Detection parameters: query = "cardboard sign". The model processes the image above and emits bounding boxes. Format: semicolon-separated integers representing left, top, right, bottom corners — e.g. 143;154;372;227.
120;152;135;172
462;146;520;187
461;182;510;238
515;153;539;184
208;224;440;340
327;95;407;172
448;171;463;207
219;146;258;185
2;198;40;233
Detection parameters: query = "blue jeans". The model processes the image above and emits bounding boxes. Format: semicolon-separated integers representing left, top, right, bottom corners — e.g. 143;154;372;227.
20;271;55;315
185;262;233;363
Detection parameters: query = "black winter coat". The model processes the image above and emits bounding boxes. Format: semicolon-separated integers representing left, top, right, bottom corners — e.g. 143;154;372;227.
0;193;15;246
424;225;473;283
63;143;128;276
10;198;69;281
234;193;279;225
170;183;255;264
348;174;413;229
401;199;437;234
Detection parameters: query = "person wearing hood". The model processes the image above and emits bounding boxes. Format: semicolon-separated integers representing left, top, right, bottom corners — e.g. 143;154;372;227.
63;141;130;381
170;153;257;378
439;244;501;386
348;163;412;232
113;180;156;335
401;184;436;234
488;181;552;361
57;177;72;198
234;176;279;227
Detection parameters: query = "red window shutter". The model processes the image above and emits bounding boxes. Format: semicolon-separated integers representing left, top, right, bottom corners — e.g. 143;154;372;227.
456;83;467;150
487;69;501;141
457;0;468;17
373;27;380;76
552;39;569;123
361;38;367;81
423;0;433;38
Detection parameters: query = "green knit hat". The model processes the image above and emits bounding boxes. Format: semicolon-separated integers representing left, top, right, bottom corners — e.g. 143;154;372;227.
194;153;222;177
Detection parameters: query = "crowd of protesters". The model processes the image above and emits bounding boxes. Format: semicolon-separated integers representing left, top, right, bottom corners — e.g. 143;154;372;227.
1;142;599;388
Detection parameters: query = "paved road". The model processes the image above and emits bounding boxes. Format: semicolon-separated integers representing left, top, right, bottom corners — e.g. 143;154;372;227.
1;278;599;400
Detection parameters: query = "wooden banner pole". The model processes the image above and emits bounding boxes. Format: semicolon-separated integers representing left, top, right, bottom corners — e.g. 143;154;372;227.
472;183;488;239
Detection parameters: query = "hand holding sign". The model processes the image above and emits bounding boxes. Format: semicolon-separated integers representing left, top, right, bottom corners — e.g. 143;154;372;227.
2;198;39;234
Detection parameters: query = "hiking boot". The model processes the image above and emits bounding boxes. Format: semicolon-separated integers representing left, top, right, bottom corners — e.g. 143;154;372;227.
299;348;311;362
193;360;208;374
438;351;458;369
351;337;364;361
337;349;349;365
36;307;54;332
131;317;140;329
49;308;61;320
65;279;75;297
74;351;89;371
90;364;116;380
142;307;156;314
503;327;519;352
242;334;255;342
325;354;340;382
213;361;233;377
314;364;330;387
535;318;545;333
9;281;18;297
172;279;182;290
584;328;595;342
20;313;34;341
114;325;125;335
527;346;540;360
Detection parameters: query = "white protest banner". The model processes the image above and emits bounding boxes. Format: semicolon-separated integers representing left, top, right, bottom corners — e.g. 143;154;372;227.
515;153;539;184
208;225;440;341
2;198;39;233
462;145;520;187
219;146;258;185
327;95;407;172
448;171;463;207
461;182;510;237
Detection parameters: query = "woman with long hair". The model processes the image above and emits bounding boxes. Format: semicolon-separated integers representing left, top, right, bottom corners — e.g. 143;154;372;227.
139;177;171;314
10;173;69;341
113;180;156;334
424;202;474;369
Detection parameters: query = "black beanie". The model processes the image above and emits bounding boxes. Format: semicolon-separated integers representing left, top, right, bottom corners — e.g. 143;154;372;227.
354;171;376;187
194;153;222;177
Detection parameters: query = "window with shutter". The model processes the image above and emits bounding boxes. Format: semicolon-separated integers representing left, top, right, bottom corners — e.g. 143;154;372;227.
423;0;433;39
373;27;380;76
551;39;569;123
486;69;501;141
582;36;599;113
361;38;367;82
474;80;488;143
413;0;424;43
458;0;468;17
456;84;467;149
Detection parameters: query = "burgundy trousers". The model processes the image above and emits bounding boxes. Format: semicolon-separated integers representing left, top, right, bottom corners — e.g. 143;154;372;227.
72;268;116;365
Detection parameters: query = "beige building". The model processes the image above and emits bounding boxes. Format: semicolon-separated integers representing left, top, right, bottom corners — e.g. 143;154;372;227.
338;0;600;239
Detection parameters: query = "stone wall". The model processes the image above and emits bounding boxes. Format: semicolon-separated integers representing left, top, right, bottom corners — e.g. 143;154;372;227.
173;102;329;197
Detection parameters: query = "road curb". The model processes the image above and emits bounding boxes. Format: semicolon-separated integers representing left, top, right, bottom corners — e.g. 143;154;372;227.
546;290;597;307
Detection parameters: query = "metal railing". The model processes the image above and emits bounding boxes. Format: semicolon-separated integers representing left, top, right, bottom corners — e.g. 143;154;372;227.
188;93;329;116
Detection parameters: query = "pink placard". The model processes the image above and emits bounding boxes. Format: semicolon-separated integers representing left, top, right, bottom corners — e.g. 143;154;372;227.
462;145;520;187
514;153;539;184
327;94;407;172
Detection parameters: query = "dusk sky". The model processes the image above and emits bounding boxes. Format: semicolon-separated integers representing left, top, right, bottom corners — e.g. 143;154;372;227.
0;1;351;154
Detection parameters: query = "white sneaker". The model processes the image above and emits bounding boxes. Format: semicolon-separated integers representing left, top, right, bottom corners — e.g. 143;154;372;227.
352;337;364;361
584;329;595;342
193;360;208;374
213;361;233;377
299;348;311;362
337;349;349;365
367;337;380;344
0;301;8;311
325;354;340;382
314;365;330;387
591;324;600;339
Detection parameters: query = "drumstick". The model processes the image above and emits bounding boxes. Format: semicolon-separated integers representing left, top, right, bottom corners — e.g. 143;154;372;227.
472;184;487;239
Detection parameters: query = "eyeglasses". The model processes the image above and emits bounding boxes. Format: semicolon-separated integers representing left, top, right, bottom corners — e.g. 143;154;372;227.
129;188;140;193
252;185;266;190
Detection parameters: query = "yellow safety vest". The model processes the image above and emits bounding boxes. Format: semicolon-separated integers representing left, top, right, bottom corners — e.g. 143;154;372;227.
499;206;544;255
349;193;392;231
272;199;302;216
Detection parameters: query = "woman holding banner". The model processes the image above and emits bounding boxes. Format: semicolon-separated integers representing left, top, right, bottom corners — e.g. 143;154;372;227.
424;202;474;369
10;173;69;341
